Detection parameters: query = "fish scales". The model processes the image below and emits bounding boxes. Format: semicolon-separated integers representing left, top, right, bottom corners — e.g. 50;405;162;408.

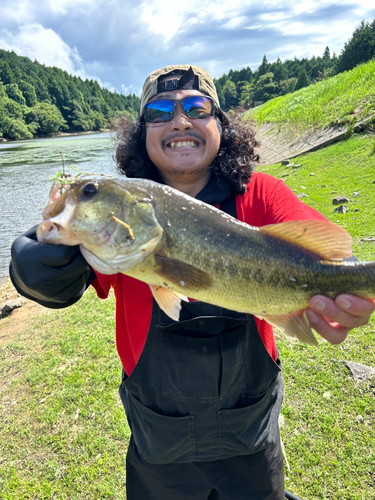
37;175;375;345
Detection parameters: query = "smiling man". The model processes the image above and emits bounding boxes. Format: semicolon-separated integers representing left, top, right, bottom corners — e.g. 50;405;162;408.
10;65;375;500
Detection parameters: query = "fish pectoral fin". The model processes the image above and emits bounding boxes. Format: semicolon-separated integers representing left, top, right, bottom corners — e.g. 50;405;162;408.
150;285;188;321
154;255;212;290
259;220;352;261
260;310;318;346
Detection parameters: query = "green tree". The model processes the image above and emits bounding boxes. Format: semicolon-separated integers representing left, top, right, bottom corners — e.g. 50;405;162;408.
252;73;278;102
238;82;254;106
18;80;38;107
25;102;67;134
272;58;288;82
214;80;226;109
257;55;270;78
222;80;238;109
6;119;33;140
294;67;310;91
323;46;331;62
278;77;297;95
4;83;26;106
0;60;15;85
337;19;375;73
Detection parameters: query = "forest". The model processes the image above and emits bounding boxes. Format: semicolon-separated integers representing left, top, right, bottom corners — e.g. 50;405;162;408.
0;17;374;140
0;50;140;141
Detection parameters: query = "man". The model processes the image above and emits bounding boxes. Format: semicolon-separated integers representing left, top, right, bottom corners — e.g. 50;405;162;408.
10;65;375;500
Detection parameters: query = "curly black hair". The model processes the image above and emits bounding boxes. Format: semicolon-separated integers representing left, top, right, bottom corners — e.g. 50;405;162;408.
113;109;259;194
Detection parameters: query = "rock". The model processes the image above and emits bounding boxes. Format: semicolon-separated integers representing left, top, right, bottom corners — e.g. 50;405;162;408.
0;298;27;319
354;208;360;212
343;361;375;381
361;236;375;242
333;195;349;205
297;193;308;198
331;191;337;194
281;159;290;166
309;173;315;176
334;205;348;214
278;414;285;427
356;415;364;424
352;192;359;197
291;164;302;169
321;185;326;188
292;189;297;192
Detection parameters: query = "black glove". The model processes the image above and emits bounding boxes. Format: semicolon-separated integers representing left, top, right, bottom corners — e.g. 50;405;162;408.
9;225;93;308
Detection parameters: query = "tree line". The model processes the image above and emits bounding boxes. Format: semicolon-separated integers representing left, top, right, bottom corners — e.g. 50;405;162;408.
214;17;375;110
0;49;140;140
1;17;374;140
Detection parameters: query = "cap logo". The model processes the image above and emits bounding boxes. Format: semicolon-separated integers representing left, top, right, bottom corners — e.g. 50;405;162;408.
157;67;199;94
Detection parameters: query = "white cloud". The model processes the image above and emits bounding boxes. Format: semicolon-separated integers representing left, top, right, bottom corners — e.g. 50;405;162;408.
47;0;93;15
0;23;81;74
0;0;374;94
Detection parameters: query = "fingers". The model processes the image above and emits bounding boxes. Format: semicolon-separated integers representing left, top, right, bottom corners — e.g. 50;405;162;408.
305;294;375;344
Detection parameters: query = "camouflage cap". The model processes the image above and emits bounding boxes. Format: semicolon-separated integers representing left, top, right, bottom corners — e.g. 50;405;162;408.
140;64;220;115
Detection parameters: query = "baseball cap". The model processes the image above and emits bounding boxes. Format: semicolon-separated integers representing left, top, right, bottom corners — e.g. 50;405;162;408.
140;65;220;115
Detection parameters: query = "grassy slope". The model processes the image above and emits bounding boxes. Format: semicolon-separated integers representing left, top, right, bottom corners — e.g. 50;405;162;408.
260;133;375;500
246;60;375;132
1;134;375;499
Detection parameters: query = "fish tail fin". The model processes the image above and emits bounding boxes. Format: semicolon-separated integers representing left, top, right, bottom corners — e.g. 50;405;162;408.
259;310;318;346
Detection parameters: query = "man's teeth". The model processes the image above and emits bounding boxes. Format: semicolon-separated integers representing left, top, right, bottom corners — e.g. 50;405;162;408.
169;141;198;149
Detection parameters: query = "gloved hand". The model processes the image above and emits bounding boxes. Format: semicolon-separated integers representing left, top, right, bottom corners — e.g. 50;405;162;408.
9;225;92;307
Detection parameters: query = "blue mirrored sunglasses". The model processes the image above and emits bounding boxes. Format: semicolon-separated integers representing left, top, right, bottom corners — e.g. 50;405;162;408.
144;96;215;123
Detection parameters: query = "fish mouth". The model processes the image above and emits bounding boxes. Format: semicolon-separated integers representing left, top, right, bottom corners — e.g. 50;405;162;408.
36;220;80;245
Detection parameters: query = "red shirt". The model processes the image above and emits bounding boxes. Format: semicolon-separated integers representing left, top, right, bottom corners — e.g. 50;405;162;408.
92;173;326;374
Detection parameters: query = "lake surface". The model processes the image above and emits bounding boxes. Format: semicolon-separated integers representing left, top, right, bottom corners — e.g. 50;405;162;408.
0;133;121;284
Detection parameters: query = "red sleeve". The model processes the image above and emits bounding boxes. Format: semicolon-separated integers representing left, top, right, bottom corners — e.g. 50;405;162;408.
236;172;327;227
92;272;153;375
236;172;327;361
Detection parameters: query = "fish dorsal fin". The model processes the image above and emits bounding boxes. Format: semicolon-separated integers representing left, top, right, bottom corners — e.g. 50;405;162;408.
150;285;188;321
259;220;352;261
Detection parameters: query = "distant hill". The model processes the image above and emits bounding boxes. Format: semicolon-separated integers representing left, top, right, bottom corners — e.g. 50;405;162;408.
247;59;375;133
0;49;140;140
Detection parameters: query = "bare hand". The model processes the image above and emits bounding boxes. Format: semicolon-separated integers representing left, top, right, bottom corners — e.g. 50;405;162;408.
305;294;375;344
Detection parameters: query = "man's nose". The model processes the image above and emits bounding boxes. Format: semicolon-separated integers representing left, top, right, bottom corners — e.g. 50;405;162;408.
170;105;193;130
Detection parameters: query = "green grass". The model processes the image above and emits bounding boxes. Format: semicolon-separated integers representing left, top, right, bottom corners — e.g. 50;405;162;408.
1;133;375;499
259;132;375;500
0;289;130;499
246;60;375;132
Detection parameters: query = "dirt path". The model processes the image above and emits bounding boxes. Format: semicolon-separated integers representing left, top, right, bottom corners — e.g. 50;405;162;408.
0;279;47;347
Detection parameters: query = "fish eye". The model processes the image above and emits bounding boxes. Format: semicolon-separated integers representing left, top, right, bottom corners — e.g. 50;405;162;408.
82;183;98;198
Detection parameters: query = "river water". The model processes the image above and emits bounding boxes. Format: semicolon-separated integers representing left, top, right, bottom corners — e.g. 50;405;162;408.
0;132;120;284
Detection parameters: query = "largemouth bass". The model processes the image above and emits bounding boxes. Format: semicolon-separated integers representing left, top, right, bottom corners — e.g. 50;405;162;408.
36;175;375;346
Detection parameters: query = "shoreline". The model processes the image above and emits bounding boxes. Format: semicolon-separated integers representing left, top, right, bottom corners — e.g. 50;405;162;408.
0;129;112;143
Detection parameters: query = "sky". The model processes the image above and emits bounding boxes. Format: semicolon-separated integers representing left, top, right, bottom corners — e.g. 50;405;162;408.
0;0;374;96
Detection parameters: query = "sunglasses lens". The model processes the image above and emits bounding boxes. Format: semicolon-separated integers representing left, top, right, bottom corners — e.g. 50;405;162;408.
183;96;213;118
145;100;175;122
144;96;214;123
